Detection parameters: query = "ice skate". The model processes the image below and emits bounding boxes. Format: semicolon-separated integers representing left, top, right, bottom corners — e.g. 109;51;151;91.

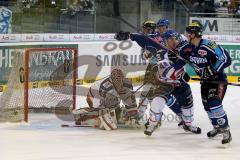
177;114;184;127
178;120;184;127
144;121;160;136
221;128;232;144
207;126;220;138
183;123;201;134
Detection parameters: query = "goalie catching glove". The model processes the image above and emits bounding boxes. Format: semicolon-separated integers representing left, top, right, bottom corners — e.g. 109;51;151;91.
120;106;141;128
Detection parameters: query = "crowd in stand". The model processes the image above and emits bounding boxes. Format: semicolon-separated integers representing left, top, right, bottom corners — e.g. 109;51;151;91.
185;0;240;16
69;0;93;11
64;0;94;16
21;0;59;8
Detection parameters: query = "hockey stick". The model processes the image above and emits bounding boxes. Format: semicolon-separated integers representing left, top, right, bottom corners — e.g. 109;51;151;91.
191;78;240;86
149;40;201;71
137;88;152;109
133;77;153;94
61;124;94;127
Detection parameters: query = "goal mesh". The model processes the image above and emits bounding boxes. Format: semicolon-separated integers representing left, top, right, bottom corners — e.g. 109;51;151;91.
0;48;78;122
0;50;25;122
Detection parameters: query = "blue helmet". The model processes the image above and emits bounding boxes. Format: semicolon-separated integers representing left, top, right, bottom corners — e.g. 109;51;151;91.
163;30;180;40
157;19;170;28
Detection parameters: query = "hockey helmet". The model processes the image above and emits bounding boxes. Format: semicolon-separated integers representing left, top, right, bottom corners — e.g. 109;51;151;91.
186;22;203;37
163;30;180;40
111;68;124;91
142;20;157;30
157;19;170;28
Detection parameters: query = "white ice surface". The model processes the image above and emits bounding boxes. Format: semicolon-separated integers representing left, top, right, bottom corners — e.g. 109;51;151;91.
0;83;240;160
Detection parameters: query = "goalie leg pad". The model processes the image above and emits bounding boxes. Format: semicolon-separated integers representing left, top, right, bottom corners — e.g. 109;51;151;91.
99;112;118;130
72;107;109;122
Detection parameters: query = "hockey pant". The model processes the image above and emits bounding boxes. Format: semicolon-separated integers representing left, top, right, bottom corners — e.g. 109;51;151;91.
171;82;194;126
201;81;229;129
139;84;182;120
148;82;173;126
138;63;157;110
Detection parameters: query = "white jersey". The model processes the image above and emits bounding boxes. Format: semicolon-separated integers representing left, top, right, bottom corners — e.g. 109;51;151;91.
88;77;136;109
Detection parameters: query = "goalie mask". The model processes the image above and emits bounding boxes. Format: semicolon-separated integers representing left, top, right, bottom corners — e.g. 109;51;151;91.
110;69;124;92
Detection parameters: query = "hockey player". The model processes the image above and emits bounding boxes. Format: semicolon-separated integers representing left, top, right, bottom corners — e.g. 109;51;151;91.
124;20;183;127
162;30;202;133
141;20;157;35
72;69;139;130
115;31;201;136
169;22;232;144
137;20;166;123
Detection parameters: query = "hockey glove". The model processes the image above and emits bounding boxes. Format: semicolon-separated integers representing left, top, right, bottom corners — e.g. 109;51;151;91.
124;107;141;127
200;66;218;79
151;57;159;72
114;31;130;41
180;72;190;82
141;48;152;60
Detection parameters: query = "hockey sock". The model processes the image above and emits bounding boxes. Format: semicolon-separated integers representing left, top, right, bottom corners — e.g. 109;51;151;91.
208;100;229;129
167;95;181;115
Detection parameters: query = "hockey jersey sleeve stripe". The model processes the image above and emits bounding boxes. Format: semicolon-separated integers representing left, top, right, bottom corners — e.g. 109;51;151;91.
214;46;228;72
202;44;228;72
201;44;215;54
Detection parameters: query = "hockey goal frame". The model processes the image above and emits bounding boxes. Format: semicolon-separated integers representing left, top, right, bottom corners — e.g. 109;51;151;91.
24;48;78;122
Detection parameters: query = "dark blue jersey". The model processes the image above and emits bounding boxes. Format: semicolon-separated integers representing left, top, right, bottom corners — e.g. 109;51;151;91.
173;39;231;80
130;33;168;63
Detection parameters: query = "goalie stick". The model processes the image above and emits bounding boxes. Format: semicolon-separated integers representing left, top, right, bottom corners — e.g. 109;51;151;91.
61;123;141;129
61;124;94;128
132;77;154;94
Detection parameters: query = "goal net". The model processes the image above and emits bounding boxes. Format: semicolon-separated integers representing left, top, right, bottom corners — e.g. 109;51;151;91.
0;48;78;122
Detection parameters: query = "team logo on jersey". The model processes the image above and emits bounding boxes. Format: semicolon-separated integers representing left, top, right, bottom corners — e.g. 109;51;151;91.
198;49;207;56
217;118;226;126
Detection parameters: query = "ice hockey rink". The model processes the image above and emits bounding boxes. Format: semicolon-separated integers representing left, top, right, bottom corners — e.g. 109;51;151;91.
0;83;239;160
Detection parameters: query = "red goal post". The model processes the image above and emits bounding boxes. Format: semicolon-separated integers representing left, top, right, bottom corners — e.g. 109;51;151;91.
24;48;78;122
0;48;78;122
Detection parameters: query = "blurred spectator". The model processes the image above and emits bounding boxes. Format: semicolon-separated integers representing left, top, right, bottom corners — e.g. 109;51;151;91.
81;0;93;10
22;0;39;8
192;0;205;12
203;0;216;14
51;0;56;7
214;0;230;17
236;4;240;14
64;0;94;16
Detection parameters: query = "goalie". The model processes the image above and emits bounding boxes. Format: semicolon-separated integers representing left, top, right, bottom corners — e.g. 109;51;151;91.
72;69;139;130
